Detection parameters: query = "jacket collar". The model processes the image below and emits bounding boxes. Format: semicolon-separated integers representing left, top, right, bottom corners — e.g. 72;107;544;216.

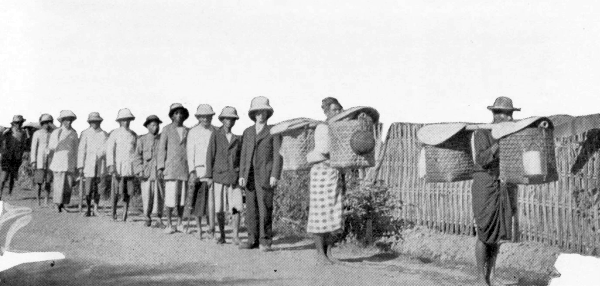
255;124;270;143
219;127;238;148
170;123;187;144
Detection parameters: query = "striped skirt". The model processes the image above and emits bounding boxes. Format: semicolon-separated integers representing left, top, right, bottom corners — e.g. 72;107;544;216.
307;161;344;234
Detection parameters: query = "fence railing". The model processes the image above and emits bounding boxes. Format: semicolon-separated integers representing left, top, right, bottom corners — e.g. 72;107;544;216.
375;122;600;255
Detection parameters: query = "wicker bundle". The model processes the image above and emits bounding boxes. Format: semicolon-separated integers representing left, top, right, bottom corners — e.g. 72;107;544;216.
420;129;474;182
280;126;316;171
499;119;558;185
330;113;376;169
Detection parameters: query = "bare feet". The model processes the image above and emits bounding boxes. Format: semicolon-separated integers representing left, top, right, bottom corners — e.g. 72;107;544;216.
315;254;333;265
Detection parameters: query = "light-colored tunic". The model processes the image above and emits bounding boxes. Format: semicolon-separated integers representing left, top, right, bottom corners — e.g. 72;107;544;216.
106;127;137;177
187;124;216;179
77;127;108;177
48;127;79;173
30;129;53;169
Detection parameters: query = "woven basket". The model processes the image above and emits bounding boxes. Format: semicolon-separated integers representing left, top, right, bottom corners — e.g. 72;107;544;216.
421;130;474;182
499;123;558;185
280;126;315;171
329;113;376;169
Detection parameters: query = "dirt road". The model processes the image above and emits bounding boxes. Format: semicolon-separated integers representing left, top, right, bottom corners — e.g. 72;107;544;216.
0;188;513;286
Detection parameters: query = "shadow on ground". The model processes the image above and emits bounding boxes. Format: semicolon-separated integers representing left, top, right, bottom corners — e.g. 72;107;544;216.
0;259;284;286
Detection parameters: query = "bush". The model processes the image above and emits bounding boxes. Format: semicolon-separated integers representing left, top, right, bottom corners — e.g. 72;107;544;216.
341;181;405;244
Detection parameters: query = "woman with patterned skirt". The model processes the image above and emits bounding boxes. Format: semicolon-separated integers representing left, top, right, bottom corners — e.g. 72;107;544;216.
306;97;344;264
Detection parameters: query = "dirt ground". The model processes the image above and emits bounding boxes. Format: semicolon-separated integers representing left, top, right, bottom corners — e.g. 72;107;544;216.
0;185;552;286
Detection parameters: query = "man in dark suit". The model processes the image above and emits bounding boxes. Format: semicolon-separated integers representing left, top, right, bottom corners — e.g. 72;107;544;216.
238;97;283;251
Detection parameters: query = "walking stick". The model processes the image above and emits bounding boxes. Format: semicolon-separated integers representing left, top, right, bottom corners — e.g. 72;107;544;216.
78;173;84;213
111;173;118;220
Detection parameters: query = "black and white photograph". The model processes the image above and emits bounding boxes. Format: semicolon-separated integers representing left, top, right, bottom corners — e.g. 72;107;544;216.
1;1;600;285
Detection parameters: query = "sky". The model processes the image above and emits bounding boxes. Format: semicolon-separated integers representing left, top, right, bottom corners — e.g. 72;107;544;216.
2;0;600;136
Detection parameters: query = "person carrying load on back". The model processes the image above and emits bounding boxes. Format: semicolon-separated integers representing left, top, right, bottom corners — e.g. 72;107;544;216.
306;97;345;265
471;96;519;286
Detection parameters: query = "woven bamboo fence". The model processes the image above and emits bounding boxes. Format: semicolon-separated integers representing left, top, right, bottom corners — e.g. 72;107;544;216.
375;122;600;255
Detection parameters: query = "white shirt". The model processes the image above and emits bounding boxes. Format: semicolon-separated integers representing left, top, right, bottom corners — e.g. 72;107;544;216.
106;127;137;176
186;124;215;179
48;126;79;172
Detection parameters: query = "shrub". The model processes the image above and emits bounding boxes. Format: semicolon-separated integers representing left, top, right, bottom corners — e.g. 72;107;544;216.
341;181;405;244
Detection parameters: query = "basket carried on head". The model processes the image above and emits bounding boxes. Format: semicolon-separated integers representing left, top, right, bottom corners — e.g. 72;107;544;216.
418;129;474;182
494;117;558;185
271;118;321;171
329;107;379;169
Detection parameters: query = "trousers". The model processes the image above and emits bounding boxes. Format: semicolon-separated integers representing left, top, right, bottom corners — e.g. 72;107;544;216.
245;173;274;246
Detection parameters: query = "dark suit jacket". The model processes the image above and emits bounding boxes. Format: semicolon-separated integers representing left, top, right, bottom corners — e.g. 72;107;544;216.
239;124;283;189
206;127;242;185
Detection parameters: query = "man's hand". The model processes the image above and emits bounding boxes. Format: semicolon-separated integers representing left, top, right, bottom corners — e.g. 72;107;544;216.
206;178;214;187
30;162;36;170
107;166;115;175
189;171;198;184
157;169;164;181
238;178;246;188
269;177;278;188
78;168;84;176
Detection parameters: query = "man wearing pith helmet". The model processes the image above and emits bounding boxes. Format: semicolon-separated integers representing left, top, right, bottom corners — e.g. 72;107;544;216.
185;104;218;239
30;113;56;206
106;108;137;221
157;103;190;234
471;96;519;285
134;115;164;228
47;110;79;213
77;112;109;217
238;96;283;251
0;115;28;199
206;106;244;245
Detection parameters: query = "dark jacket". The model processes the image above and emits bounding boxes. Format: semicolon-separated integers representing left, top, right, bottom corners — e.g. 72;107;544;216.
206;127;242;185
135;133;160;180
239;124;283;189
0;128;28;164
472;129;499;176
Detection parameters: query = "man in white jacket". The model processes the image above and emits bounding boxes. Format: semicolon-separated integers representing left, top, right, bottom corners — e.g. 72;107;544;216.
186;104;217;239
47;110;79;213
30;114;55;206
106;109;137;222
77;112;108;217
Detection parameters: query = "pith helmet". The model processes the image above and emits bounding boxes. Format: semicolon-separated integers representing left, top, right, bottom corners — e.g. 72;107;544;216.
218;106;239;121
57;110;77;122
168;103;189;121
248;96;274;121
39;114;54;124
195;104;216;117
143;115;163;127
116;108;135;121
87;112;104;123
487;97;521;112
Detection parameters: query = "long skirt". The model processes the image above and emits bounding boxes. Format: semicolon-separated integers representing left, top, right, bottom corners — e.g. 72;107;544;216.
471;172;515;244
307;161;344;234
53;172;73;205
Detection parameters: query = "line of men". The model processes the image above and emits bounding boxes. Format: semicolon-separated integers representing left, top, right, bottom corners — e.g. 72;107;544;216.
1;96;283;250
